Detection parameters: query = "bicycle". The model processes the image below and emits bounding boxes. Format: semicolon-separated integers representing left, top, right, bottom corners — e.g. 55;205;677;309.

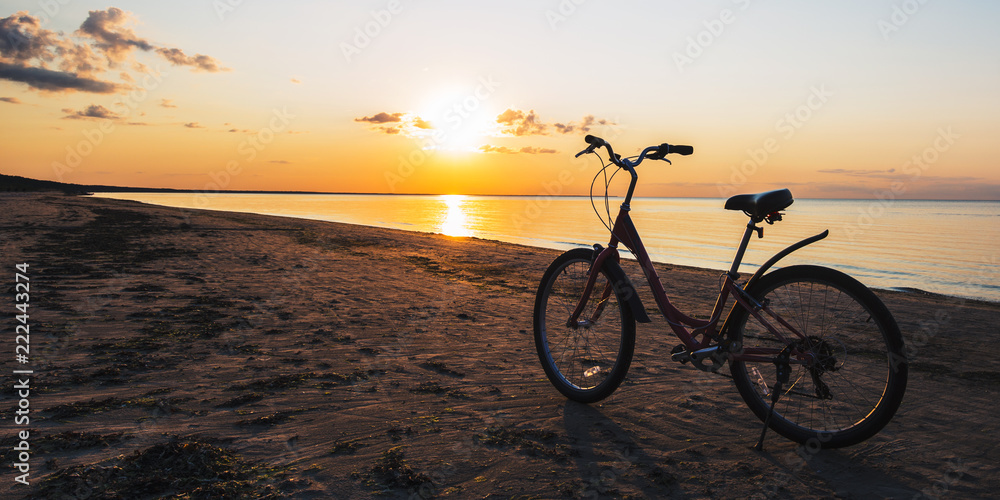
532;135;908;449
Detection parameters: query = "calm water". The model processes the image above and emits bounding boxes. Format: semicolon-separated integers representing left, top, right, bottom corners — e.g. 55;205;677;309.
92;193;1000;302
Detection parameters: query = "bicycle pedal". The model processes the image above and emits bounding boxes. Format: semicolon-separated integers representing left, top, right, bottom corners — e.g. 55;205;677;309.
689;346;720;361
670;344;690;364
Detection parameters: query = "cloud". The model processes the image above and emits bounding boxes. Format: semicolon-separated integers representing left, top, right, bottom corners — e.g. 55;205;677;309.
553;115;611;134
412;117;433;129
519;146;558;154
355;111;435;138
0;9;226;93
0;61;121;93
77;7;152;63
479;144;557;154
496;108;547;136
480;145;516;154
155;47;228;72
159;98;176;108
0;96;21;104
818;168;898;179
0;12;115;91
355;112;403;124
495;109;613;136
183;122;203;128
290;77;301;84
817;168;983;185
62;104;122;120
0;11;64;62
57;38;105;78
553;123;575;134
268;160;291;164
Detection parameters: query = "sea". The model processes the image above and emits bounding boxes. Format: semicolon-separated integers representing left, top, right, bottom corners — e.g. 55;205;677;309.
90;193;1000;302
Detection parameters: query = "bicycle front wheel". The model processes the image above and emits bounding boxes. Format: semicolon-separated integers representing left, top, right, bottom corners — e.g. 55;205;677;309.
728;265;907;448
533;248;636;403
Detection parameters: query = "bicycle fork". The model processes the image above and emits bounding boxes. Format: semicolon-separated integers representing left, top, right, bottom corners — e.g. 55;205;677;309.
565;245;619;328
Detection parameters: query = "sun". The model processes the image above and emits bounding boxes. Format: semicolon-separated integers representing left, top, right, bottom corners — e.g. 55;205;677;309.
419;89;498;153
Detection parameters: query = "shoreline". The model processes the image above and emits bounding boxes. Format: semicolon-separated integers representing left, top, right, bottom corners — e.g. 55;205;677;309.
2;193;997;498
86;192;999;306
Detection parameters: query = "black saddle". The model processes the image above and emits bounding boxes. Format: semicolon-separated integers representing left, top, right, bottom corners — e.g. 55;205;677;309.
725;189;793;220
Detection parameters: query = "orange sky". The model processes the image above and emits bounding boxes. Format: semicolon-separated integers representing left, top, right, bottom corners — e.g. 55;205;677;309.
1;2;998;199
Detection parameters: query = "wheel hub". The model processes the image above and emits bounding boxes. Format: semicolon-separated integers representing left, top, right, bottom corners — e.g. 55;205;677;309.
793;336;840;400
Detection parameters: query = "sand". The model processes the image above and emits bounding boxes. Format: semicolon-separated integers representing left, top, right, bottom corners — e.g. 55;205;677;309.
1;193;997;499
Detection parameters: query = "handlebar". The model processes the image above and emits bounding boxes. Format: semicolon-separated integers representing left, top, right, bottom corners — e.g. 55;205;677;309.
576;135;693;168
577;135;694;210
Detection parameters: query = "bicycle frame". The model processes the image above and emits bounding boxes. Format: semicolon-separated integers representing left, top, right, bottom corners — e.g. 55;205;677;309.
541;137;907;449
567;162;829;364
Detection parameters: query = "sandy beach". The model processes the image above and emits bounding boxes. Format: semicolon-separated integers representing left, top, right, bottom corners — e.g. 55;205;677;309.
2;193;997;499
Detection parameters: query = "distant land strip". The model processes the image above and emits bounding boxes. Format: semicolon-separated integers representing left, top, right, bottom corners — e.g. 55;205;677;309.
0;174;379;196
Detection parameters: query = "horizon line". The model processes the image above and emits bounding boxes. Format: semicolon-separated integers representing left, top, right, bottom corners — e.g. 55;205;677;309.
4;173;997;202
90;190;1000;202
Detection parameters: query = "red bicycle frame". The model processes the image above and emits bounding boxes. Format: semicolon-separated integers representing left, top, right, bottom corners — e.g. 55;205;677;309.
566;165;829;365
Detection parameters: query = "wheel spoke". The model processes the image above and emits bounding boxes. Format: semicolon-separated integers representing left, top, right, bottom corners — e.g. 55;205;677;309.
534;251;635;402
729;266;906;448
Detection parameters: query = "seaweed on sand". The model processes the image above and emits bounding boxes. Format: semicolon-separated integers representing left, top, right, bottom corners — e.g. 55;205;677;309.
32;440;292;499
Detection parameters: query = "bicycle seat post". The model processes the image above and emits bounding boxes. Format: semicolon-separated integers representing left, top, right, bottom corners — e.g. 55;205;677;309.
728;218;759;279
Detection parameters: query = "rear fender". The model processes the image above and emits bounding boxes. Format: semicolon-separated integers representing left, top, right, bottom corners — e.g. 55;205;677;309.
720;229;829;339
745;230;829;290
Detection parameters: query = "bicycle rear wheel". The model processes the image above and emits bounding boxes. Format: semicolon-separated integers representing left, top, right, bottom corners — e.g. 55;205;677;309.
533;248;636;403
728;265;907;448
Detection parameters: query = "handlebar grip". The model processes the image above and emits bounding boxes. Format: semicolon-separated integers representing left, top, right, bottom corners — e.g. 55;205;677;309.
668;145;694;156
584;135;607;147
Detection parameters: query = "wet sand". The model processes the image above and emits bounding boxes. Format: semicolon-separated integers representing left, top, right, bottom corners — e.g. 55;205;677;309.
1;193;997;499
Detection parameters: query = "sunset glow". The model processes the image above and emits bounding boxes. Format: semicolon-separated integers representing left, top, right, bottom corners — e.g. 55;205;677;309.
440;194;471;237
1;1;998;199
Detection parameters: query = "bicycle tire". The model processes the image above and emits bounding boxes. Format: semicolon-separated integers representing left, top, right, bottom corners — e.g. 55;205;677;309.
728;265;907;448
533;248;636;403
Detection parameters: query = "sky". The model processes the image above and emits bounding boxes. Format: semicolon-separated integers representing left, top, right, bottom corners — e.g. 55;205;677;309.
1;1;998;199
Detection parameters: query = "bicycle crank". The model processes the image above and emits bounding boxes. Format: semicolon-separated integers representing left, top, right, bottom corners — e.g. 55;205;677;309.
671;345;727;373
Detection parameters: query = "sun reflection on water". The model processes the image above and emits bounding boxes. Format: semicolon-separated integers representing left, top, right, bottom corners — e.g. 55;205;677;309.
440;194;471;237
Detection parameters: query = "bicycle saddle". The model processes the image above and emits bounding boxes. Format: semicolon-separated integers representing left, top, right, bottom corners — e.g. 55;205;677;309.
724;189;793;220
